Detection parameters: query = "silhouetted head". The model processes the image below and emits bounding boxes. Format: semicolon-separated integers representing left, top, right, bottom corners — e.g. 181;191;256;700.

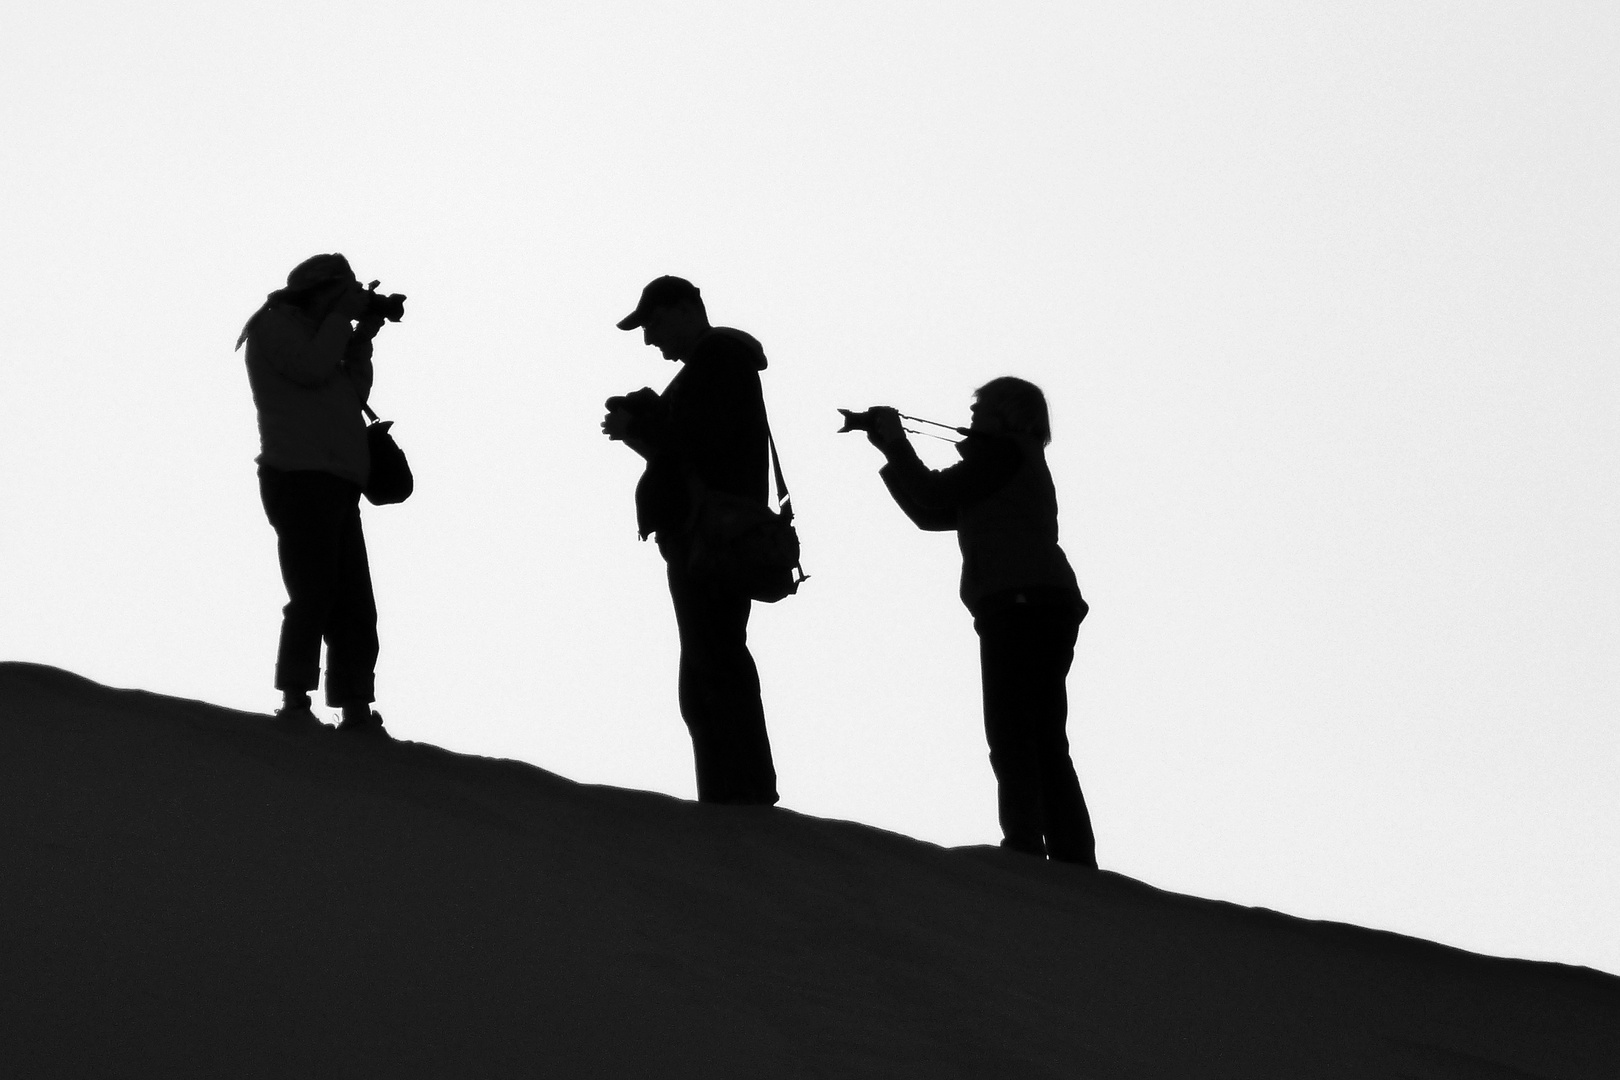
237;252;359;350
285;253;354;292
617;276;711;361
971;376;1051;445
276;253;359;317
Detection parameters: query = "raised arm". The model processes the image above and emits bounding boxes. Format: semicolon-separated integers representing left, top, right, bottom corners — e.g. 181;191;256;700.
252;306;358;389
877;433;1021;531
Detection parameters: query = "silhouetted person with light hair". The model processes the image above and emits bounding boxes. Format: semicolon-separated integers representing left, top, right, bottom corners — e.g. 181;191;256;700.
602;276;779;805
236;253;393;737
853;378;1095;865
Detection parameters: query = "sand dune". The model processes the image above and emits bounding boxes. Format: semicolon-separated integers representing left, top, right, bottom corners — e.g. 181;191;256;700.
2;661;1614;1078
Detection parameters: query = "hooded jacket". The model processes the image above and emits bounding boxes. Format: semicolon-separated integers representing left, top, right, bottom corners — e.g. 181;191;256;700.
243;303;373;486
626;327;770;541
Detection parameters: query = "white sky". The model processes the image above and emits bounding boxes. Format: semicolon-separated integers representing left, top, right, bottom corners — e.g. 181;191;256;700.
3;2;1617;973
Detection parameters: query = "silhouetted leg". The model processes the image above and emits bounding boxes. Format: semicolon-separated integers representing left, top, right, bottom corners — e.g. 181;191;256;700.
260;469;355;697
977;604;1093;864
667;560;778;805
322;496;379;709
1023;607;1094;866
667;561;720;799
672;641;719;800
706;588;777;804
978;608;1047;856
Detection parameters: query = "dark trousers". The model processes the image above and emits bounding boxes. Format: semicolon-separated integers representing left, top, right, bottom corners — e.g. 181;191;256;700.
975;603;1095;866
663;549;778;805
259;467;378;708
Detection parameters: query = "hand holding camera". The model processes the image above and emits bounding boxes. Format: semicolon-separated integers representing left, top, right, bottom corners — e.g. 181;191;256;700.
331;279;407;341
361;280;407;323
350;281;407;341
837;406;906;449
603;387;660;441
839;406;971;449
602;409;632;441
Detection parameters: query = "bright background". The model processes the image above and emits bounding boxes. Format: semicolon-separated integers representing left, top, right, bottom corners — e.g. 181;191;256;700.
4;3;1617;973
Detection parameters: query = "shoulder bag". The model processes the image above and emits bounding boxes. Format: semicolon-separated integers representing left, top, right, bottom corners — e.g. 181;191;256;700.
687;422;806;603
362;402;414;506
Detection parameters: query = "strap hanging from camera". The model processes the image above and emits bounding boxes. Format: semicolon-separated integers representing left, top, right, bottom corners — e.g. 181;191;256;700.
899;413;969;442
836;407;968;443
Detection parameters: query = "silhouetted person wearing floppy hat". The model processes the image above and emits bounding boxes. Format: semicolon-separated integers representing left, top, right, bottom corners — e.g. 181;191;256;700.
856;378;1095;865
237;253;391;737
602;276;779;805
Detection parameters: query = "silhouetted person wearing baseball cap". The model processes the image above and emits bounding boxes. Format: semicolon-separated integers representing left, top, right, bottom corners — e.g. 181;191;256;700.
602;276;779;805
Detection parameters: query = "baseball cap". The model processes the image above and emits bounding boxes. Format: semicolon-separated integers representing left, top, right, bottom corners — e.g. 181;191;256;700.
617;275;702;330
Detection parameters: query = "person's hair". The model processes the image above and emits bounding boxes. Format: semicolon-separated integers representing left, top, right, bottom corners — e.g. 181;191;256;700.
974;376;1052;445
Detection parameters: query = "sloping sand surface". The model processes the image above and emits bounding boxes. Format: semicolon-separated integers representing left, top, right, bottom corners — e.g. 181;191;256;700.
2;662;1615;1079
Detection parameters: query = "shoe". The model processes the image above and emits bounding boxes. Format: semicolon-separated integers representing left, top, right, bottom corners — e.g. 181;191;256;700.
271;706;325;735
336;709;390;740
709;791;780;807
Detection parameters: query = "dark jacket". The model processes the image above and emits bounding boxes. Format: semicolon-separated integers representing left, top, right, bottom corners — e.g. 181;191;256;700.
243;304;373;486
880;432;1082;616
627;327;770;540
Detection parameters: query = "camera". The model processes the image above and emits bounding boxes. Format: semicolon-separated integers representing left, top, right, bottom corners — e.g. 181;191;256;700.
363;280;407;323
839;406;969;440
837;407;885;433
606;386;661;416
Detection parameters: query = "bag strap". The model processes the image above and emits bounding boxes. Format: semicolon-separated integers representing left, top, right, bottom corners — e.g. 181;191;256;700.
765;419;792;521
348;363;380;425
765;417;809;589
680;401;793;519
